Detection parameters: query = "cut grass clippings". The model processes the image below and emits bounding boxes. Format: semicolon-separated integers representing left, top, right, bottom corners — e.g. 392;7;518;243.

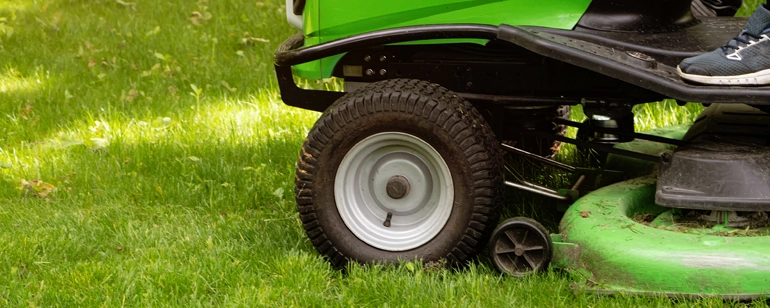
0;0;767;307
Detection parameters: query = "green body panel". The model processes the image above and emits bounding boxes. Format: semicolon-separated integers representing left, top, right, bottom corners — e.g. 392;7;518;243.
296;0;325;79
553;126;770;297
293;0;593;79
312;0;592;41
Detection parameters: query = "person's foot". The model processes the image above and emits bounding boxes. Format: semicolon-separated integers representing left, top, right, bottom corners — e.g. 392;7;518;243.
678;5;770;85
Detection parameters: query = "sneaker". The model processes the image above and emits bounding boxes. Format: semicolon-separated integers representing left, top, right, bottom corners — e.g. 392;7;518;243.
678;5;770;85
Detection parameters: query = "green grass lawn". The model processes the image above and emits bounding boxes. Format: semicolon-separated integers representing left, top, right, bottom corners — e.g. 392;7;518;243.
0;0;766;306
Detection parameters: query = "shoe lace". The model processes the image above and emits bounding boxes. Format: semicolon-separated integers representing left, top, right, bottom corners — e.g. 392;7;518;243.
721;30;764;54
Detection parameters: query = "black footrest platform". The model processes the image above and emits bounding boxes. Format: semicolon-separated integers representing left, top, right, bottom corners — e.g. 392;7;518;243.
498;24;770;105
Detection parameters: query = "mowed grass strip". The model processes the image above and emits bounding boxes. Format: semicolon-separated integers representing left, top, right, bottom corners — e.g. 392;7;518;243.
0;0;766;307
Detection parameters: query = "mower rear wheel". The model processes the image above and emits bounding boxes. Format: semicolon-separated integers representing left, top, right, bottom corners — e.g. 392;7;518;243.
296;79;503;268
488;217;552;277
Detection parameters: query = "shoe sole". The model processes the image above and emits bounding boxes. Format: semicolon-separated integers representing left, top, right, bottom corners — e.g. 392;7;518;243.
677;66;770;86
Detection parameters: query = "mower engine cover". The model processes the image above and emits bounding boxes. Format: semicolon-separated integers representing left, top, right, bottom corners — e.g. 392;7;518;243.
656;104;770;211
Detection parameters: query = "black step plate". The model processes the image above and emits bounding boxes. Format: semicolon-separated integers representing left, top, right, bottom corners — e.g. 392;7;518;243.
498;23;770;105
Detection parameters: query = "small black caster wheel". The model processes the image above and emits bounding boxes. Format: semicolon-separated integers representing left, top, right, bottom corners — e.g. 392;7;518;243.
488;217;553;277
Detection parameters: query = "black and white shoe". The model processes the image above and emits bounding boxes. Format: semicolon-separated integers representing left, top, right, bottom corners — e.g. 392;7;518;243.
678;5;770;85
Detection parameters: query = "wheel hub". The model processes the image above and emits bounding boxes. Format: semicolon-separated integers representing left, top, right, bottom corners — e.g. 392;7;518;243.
386;176;410;199
335;132;454;251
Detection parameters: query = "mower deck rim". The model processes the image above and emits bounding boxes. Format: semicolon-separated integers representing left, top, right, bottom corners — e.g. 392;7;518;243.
557;175;770;298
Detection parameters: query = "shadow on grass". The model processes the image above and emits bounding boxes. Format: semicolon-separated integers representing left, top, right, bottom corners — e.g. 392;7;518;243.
0;0;299;147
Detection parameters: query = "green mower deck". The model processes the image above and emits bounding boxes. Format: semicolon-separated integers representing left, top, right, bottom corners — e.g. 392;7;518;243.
552;126;770;299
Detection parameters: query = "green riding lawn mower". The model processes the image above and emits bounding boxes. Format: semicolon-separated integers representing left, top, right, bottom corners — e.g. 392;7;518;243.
274;0;770;298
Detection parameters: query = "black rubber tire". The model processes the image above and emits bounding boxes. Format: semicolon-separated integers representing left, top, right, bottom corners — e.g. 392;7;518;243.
295;79;504;268
488;217;553;277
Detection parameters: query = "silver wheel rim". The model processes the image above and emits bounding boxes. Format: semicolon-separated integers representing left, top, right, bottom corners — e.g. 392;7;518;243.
335;132;454;251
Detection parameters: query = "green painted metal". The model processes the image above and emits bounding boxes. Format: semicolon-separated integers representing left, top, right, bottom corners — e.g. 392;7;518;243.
314;0;591;42
295;0;324;79
554;126;770;298
559;177;770;297
292;0;593;79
